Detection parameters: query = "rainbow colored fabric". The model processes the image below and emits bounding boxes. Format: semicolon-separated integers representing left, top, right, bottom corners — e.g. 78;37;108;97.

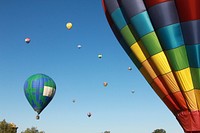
102;0;200;132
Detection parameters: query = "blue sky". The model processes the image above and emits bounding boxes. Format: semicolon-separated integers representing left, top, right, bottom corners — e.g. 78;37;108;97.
0;0;183;133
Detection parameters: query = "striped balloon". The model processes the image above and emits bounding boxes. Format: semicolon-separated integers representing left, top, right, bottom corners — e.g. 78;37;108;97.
24;74;56;119
102;0;200;132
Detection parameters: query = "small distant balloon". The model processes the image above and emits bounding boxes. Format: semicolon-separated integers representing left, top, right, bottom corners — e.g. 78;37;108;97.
66;22;72;30
98;54;102;58
72;99;76;103
25;38;31;44
87;112;92;117
77;44;82;49
103;82;108;87
131;90;135;94
128;67;132;71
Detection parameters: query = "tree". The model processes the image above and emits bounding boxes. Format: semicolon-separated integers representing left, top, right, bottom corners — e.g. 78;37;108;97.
152;129;166;133
0;119;18;133
104;131;110;133
21;127;45;133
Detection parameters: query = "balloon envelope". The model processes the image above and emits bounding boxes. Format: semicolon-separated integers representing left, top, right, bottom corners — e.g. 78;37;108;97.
66;22;72;30
102;0;200;132
98;54;103;58
24;73;56;117
87;112;92;117
25;38;30;43
103;82;108;87
72;99;76;103
77;44;82;49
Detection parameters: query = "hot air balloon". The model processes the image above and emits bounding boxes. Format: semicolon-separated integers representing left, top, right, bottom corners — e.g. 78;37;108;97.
25;38;31;44
131;90;135;94
87;112;92;117
77;44;82;49
102;0;200;132
66;22;72;30
24;73;56;119
103;82;108;87
98;54;103;58
72;99;76;103
128;67;132;71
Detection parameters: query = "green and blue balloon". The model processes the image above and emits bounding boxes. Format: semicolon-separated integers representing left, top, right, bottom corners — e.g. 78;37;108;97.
24;74;56;119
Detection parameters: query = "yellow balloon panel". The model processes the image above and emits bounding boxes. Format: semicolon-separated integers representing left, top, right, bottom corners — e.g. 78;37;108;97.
174;67;194;92
150;51;172;75
130;42;149;63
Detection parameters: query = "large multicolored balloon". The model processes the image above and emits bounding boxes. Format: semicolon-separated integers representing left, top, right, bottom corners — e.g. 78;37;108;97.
24;74;56;119
102;0;200;132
